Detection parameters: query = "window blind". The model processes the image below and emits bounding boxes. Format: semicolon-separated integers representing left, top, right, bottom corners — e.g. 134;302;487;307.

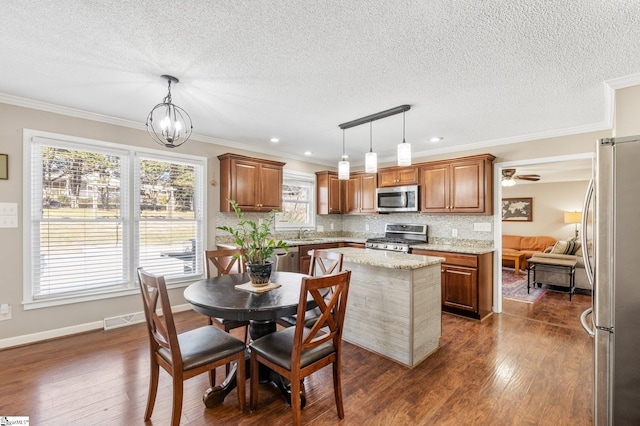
31;139;129;297
28;134;205;302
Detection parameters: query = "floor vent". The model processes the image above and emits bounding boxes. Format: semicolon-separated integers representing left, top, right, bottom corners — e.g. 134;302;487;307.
103;312;146;330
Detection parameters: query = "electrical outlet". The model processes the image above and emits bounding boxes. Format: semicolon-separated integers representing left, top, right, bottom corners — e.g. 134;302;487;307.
451;229;458;237
330;223;334;230
258;218;264;226
365;224;370;231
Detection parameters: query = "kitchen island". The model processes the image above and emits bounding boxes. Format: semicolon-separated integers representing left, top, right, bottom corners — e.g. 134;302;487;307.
326;247;445;368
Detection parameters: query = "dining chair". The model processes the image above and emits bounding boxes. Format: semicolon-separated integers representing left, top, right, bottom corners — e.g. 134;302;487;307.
137;268;246;426
249;270;351;426
277;249;344;328
204;248;250;342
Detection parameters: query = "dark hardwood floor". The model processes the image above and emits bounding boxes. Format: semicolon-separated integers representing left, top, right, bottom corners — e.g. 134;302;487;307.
0;291;593;425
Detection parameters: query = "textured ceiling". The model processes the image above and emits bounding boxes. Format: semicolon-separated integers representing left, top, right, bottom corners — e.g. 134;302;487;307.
2;1;640;166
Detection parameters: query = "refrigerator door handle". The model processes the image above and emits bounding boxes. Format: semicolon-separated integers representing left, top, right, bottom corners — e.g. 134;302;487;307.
580;307;595;337
581;178;594;286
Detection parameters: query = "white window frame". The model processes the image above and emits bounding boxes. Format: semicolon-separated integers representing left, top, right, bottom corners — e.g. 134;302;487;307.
276;170;316;230
22;129;207;310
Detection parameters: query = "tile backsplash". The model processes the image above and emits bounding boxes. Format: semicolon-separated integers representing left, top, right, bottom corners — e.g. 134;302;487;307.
215;211;494;248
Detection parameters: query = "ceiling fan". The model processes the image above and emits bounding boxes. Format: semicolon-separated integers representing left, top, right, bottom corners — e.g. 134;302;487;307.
501;168;541;186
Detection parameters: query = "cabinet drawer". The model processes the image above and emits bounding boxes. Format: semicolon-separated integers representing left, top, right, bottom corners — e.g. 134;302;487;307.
412;250;477;268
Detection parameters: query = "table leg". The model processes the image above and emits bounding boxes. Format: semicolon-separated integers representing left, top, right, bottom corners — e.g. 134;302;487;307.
202;320;306;409
514;257;520;275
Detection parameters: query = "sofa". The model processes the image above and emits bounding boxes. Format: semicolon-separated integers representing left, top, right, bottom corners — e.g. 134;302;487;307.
502;235;558;268
528;241;591;292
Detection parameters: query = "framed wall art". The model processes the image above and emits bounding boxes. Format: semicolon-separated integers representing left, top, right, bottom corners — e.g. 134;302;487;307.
502;197;532;221
0;154;7;180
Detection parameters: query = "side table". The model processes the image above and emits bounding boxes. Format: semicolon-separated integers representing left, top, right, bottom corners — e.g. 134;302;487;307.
502;251;526;275
527;256;577;301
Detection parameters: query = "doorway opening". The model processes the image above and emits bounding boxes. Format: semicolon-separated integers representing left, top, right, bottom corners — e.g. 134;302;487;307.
492;152;594;313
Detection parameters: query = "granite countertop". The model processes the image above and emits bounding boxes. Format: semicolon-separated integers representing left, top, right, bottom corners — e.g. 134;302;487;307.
409;244;495;255
327;247;445;270
281;237;366;246
219;237;494;255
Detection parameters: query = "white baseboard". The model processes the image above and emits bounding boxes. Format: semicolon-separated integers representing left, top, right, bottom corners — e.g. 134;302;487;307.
0;303;192;349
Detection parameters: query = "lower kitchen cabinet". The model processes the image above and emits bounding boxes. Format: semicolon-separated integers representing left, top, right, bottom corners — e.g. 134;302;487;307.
411;249;493;320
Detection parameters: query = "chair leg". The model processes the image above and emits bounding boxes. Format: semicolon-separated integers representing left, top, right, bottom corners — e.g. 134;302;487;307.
290;375;302;426
250;353;260;410
243;325;249;344
145;359;160;420
209;368;216;387
333;361;344;419
171;374;184;426
236;352;246;412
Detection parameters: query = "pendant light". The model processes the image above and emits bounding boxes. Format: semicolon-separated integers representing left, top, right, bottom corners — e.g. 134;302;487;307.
365;121;377;173
146;75;193;149
397;111;412;166
338;129;350;180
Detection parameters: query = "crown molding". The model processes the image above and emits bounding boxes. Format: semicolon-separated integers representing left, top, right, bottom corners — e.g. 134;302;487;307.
0;92;336;167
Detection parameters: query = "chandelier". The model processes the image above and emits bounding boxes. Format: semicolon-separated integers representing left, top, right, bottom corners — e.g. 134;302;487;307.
146;75;193;148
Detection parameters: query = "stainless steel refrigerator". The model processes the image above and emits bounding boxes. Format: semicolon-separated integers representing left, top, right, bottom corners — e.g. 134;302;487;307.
580;136;640;425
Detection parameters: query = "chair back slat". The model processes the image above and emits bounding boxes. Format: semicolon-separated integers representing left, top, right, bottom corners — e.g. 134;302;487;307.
137;268;182;367
205;248;245;278
307;250;343;276
293;270;351;358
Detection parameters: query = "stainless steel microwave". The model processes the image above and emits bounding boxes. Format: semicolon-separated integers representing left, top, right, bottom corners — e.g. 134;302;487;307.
376;185;419;212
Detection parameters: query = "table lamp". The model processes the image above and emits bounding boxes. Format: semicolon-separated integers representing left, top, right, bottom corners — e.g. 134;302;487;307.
564;211;582;239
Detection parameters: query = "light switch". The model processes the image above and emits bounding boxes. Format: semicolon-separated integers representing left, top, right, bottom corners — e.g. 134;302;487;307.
473;223;492;232
0;203;18;215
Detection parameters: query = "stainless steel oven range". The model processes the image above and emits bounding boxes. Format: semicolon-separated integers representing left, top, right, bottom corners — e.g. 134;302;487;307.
365;223;428;253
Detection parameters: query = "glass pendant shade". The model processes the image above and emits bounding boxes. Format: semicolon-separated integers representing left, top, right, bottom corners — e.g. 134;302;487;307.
501;177;516;187
338;159;350;180
397;111;411;166
397;141;412;166
365;151;377;173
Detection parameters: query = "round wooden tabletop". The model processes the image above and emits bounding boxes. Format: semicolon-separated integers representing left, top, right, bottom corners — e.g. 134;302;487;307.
184;271;313;321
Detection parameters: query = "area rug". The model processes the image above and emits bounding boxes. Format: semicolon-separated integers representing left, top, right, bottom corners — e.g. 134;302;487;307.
502;267;547;303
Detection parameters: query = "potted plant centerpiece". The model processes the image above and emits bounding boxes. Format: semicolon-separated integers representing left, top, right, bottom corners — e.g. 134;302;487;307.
217;199;288;286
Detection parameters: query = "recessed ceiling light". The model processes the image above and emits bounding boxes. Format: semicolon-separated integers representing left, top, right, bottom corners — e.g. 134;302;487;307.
430;137;443;143
304;151;312;156
270;138;280;143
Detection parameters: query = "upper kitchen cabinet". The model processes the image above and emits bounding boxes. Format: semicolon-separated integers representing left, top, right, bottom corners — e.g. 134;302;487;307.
316;171;343;214
218;153;285;212
377;166;420;187
345;172;377;214
420;154;495;214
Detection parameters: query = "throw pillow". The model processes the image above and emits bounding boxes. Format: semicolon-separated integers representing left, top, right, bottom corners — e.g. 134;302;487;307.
550;240;582;255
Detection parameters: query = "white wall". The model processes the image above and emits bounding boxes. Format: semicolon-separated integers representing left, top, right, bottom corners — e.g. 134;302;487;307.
502;180;589;240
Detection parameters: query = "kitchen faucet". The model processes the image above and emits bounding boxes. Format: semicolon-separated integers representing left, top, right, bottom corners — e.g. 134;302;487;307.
298;228;310;239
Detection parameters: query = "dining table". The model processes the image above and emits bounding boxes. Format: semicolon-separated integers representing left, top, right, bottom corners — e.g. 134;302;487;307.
183;271;313;408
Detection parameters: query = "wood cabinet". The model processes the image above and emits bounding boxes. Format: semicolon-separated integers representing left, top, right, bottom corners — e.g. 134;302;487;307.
342;242;365;249
345;172;377;214
377;166;419;187
315;171;343;214
218;153;285;212
411;249;493;320
298;242;342;273
420;154;495;214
